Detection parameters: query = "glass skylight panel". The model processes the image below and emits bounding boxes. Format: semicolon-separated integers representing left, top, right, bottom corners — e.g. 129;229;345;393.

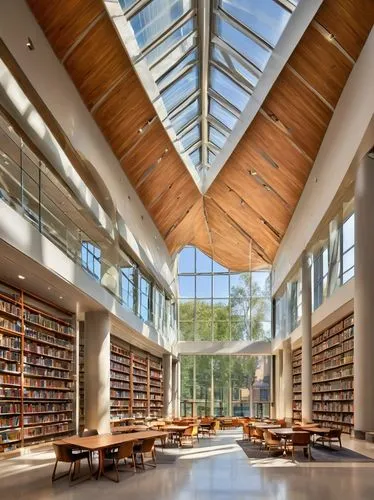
180;124;200;151
208;149;216;164
220;0;291;47
129;0;192;50
170;98;199;133
156;47;198;89
212;46;259;88
146;19;195;66
209;125;227;149
210;66;250;112
216;17;271;71
161;66;199;113
152;32;197;82
119;0;138;12
190;147;201;167
209;97;238;130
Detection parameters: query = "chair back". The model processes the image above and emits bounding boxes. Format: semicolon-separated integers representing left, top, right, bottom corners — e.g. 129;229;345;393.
292;432;310;446
210;421;217;431
80;428;99;437
117;441;134;460
191;425;199;436
140;437;156;453
328;429;341;438
53;443;72;462
263;430;278;445
183;426;194;437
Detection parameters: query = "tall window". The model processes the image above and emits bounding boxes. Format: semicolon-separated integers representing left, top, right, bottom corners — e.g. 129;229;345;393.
138;274;151;322
121;264;136;312
81;241;101;280
288;278;301;332
313;246;328;311
178;246;271;341
341;214;354;284
153;287;165;330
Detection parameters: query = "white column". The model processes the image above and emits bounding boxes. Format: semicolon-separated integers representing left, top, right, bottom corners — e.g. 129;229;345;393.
84;311;111;434
282;339;293;422
354;153;374;438
301;251;313;423
210;357;215;417
163;354;173;418
172;360;180;417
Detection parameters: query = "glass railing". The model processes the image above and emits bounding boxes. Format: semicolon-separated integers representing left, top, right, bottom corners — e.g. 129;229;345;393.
0;129;177;344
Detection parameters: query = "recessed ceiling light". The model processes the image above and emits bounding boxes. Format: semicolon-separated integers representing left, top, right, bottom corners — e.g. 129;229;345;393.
47;286;52;291
18;275;26;280
59;296;63;299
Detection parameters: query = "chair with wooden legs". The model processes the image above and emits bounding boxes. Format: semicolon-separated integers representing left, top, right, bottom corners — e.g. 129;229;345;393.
315;429;342;449
290;432;312;462
263;430;283;456
251;427;264;448
133;437;157;470
105;441;136;482
242;423;250;441
52;443;92;483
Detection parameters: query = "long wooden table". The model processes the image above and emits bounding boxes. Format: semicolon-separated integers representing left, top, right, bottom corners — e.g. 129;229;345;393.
269;428;314;458
111;425;149;433
61;430;167;481
153;425;190;447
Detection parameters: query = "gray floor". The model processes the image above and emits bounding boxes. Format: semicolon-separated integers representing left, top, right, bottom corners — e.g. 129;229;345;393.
1;430;374;499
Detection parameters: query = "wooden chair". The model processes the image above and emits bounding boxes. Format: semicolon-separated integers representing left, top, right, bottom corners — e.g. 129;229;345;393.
179;425;198;447
133;437;157;469
251;427;264;448
79;429;99;462
52;443;92;483
105;441;136;482
289;432;312;462
263;430;282;456
242;423;250;441
315;429;342;449
200;420;217;438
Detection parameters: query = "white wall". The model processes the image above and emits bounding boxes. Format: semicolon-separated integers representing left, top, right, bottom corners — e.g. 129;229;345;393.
0;0;176;294
272;28;374;295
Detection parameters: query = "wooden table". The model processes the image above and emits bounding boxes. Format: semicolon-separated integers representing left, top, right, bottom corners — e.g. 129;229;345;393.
158;425;190;446
299;426;332;447
254;423;281;429
61;430;167;481
111;425;149;434
269;428;313;457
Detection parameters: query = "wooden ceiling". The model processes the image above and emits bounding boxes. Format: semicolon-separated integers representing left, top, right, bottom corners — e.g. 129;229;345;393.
27;0;374;271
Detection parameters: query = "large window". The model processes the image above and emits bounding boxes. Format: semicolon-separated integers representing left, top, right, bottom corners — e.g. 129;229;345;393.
180;354;271;417
81;241;101;280
121;264;137;312
313;246;328;311
138;274;151;322
341;214;354;284
178;246;271;342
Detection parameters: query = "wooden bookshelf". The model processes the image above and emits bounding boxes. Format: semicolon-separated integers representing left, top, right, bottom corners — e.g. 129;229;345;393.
292;346;302;422
292;313;354;434
0;281;75;453
78;322;84;432
110;335;163;424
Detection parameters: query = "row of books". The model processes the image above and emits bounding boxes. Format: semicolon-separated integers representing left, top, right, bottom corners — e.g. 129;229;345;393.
110;390;130;399
24;377;71;389
23;402;72;412
0;387;21;398
0;429;21;444
133;375;147;383
313;366;353;383
24;365;71;379
149;360;162;370
313;402;353;412
150;370;162;379
24;354;71;370
111;353;130;366
0;349;20;362
313;391;353;401
23;413;71;425
0;361;19;373
110;361;130;374
0;300;21;318
133;368;147;377
24;389;73;399
0;416;20;429
24;341;73;360
133;356;147;367
313;379;353;392
24;311;73;335
0;334;21;350
110;345;129;357
25;328;72;350
111;380;130;390
23;422;71;438
0;374;20;385
0;318;21;333
313;338;354;364
150;395;162;401
312;413;353;425
0;403;21;414
313;351;353;373
312;328;354;356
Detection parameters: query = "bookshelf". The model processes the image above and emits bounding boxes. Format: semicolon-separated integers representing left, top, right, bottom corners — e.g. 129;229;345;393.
0;281;75;453
110;336;163;424
78;322;84;432
292;346;302;422
291;313;354;434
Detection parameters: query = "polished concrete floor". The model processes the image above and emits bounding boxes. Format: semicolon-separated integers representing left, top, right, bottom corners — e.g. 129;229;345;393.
1;430;374;500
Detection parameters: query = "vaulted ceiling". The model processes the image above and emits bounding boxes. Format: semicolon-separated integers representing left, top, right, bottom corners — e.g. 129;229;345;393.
27;0;374;271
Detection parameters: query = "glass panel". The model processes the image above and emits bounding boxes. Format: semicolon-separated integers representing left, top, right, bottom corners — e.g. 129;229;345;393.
161;66;199;113
342;247;354;274
178;246;195;273
213;260;228;273
196;249;212;273
179;275;195;298
220;0;291;47
216;17;271;71
231;319;246;340
170;99;199;134
179;299;195;322
156;46;198;88
213;275;229;298
208;149;216;165
209;96;238;130
119;0;138;11
214;321;230;340
342;267;354;284
196;275;212;298
179;321;194;340
180;124;200;151
146;19;195;66
181;356;194;401
195;321;212;340
189;147;201;167
212;46;259;88
210;66;250;111
251;272;270;296
209;124;227;149
129;0;192;50
196;299;212;321
342;214;354;251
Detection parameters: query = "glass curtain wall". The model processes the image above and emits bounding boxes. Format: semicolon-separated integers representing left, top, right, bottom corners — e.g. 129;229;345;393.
180;354;271;418
178;246;271;341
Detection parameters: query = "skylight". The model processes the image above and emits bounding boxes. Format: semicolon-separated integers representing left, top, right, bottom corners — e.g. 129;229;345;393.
105;0;319;191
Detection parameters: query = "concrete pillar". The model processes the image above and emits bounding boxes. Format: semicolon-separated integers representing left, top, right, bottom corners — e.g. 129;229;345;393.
354;153;374;438
84;311;111;434
163;354;173;418
301;251;313;423
210;357;215;417
172;360;180;417
275;350;284;419
282;339;293;422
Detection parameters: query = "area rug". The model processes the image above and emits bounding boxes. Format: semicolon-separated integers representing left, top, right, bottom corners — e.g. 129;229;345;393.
236;439;374;463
